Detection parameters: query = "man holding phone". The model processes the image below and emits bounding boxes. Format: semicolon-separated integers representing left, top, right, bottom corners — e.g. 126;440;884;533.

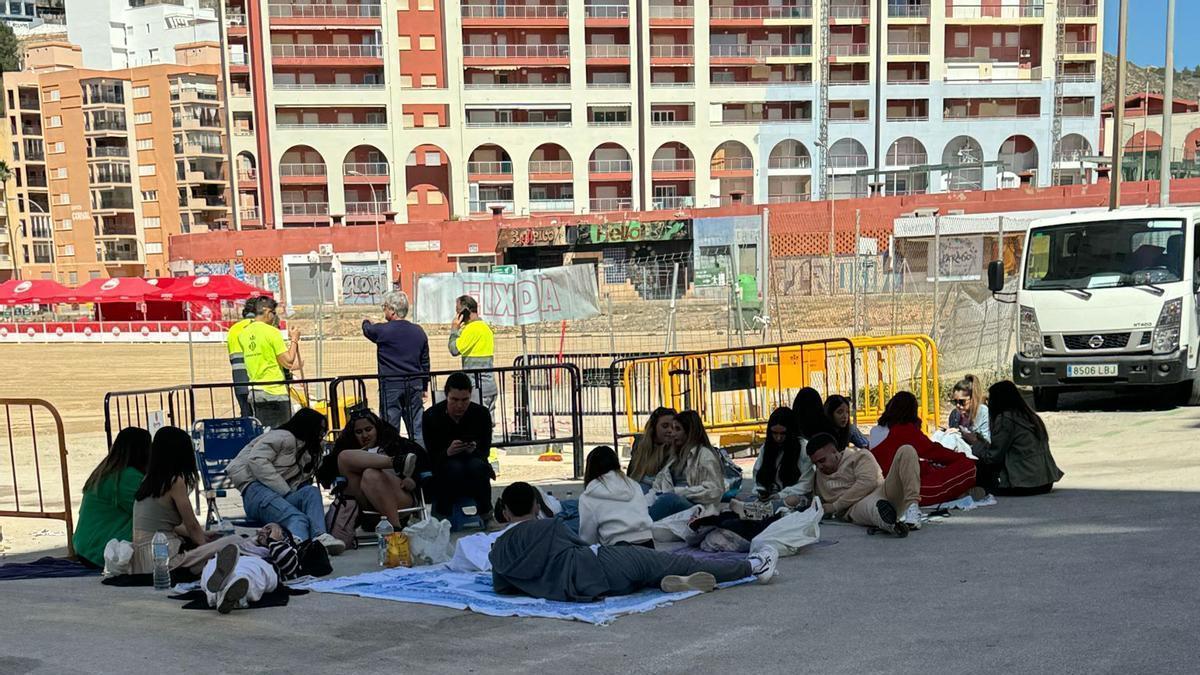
448;295;497;413
422;372;495;522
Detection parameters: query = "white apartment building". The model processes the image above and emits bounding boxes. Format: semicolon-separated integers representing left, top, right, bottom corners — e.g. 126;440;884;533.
68;0;220;69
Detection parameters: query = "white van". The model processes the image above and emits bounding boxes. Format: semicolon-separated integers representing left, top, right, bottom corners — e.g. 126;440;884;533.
988;207;1200;410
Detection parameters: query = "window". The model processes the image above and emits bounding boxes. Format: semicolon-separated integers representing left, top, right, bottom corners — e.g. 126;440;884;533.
137;138;153;150
56;193;69;205
141;190;158;201
135;112;152;124
45;89;60;102
48;115;62;128
54;167;67;179
418;0;433;9
62;244;74;256
399;74;413;88
402;113;416;128
427;190;444;205
420;74;437;88
422;112;440;127
133;86;150;98
50;141;65;153
58;218;70;230
397;36;412;50
424;151;441;166
68;272;78;285
138;165;156;176
148;48;159;62
407;190;419;205
419;36;436;51
89;271;100;280
146;242;163;255
143;216;161;228
397;0;409;8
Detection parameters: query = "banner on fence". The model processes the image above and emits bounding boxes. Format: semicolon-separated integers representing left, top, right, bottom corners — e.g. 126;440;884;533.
415;264;601;326
927;236;983;282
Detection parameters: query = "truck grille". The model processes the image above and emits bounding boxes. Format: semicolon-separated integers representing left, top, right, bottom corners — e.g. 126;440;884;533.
1063;333;1131;350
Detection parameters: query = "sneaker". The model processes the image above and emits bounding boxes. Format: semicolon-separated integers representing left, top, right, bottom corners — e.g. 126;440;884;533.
315;532;346;556
968;486;988;501
660;571;717;594
748;544;779;584
874;500;910;538
900;503;923;531
205;543;239;595
393;453;418;479
216;576;249;615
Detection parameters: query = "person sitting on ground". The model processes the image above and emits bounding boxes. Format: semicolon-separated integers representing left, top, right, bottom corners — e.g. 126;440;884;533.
201;523;303;614
132;426;214;573
868;391;979;508
648;411;726;521
227;408;345;555
422;372;495;522
793;387;836;442
976;381;1064;496
733;407;814;519
578;446;654;547
74;427;152;568
809;432;919;537
490;482;778;602
947;374;991;452
317;409;427;529
825;394;870;450
626;407;678;492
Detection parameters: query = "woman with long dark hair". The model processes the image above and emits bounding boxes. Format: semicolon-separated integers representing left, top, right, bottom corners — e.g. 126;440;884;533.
868;391;978;522
824;395;869;449
227;408;345;555
627;407;678;490
578;446;653;546
74;427;152;567
649;411;726;521
792;387;834;440
318;408;427;528
978;381;1063;495
741;407;814;513
131;426;211;573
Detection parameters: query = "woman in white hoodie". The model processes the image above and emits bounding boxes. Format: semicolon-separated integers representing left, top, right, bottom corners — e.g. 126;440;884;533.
578;446;654;547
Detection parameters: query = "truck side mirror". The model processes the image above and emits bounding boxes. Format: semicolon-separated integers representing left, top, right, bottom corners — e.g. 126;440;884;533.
987;260;1005;293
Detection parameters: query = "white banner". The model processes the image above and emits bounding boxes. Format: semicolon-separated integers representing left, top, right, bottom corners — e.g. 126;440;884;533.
415;264;601;326
927;236;984;282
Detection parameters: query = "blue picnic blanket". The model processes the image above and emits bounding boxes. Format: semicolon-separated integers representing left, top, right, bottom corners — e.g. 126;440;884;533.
296;565;752;625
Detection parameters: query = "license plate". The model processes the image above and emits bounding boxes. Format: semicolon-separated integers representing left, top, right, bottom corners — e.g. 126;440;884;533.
1067;364;1118;378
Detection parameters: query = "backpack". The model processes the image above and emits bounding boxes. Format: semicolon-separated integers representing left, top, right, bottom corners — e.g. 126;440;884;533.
324;494;360;550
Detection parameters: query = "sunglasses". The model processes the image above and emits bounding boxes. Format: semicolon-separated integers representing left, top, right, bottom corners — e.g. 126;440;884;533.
951;398;970;406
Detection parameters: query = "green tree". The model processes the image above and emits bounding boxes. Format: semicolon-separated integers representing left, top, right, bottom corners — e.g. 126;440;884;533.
0;23;18;74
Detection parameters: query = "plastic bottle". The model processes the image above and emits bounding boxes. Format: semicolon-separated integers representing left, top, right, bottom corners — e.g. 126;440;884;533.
152;531;170;590
375;519;394;567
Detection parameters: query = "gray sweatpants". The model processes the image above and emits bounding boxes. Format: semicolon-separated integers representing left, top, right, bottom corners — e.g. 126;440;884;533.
596;545;751;596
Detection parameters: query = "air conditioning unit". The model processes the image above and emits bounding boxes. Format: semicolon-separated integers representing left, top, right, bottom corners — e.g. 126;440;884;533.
317;243;334;256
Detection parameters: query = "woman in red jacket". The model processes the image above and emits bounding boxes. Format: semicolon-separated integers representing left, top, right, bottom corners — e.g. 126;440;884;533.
869;392;978;512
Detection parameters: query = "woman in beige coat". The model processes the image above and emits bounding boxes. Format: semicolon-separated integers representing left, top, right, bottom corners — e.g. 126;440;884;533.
649;411;726;520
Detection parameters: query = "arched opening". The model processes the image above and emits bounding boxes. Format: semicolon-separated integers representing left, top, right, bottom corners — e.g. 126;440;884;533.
941;136;984;192
528;144;574;213
711;140;754;205
767;139;811;203
651;142;695;209
884;137;928;195
235;151;261;227
279;145;328;226
342;145;390;222
406;144;451;222
467;144;513;214
1053;134;1094;186
998;135;1038;187
588;142;633;212
828;138;868;198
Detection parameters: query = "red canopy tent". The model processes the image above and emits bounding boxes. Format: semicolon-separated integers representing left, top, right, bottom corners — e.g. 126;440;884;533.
153;275;271;302
0;279;72;305
58;277;163;305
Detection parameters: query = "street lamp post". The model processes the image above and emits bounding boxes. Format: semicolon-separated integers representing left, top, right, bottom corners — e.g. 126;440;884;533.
1160;0;1176;205
345;167;390;303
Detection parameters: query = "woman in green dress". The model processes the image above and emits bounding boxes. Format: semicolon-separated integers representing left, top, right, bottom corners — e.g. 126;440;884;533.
73;427;152;567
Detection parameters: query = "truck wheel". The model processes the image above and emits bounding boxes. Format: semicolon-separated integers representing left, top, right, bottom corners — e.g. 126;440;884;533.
1033;387;1059;412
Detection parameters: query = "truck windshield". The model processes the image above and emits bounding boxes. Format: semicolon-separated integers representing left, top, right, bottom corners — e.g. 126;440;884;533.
1024;218;1186;290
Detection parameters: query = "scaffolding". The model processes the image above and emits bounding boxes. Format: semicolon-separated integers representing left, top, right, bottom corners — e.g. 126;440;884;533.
1048;0;1067;185
816;0;831;200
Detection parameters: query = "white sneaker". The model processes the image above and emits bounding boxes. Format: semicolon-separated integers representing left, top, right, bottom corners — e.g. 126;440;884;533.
315;532;346;556
901;503;923;530
216;576;249;615
748;544;778;584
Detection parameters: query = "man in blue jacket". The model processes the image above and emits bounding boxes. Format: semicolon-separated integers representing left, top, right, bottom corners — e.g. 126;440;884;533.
363;291;430;445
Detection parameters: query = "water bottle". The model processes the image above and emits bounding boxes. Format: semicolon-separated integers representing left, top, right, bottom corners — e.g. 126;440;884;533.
151;531;170;591
375;519;394;567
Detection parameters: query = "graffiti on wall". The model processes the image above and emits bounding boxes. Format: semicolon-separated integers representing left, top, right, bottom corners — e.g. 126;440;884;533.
496;226;564;249
341;261;388;305
575;219;690;245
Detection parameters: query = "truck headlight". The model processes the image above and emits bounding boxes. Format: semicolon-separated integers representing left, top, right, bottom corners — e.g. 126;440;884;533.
1019;305;1043;358
1152;298;1182;355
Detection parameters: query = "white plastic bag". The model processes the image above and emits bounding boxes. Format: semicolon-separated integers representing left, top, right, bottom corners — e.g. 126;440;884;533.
651;504;703;544
750;498;823;556
403;517;452;566
103;538;133;577
931;429;977;460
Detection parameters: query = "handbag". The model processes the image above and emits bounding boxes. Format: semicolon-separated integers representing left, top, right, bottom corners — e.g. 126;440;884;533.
297;539;333;577
324;494;360;550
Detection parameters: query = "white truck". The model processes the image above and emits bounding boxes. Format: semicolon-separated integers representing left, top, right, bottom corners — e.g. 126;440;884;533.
988;207;1200;410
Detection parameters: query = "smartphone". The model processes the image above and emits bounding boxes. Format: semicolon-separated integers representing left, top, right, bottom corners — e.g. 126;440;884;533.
459;308;471;323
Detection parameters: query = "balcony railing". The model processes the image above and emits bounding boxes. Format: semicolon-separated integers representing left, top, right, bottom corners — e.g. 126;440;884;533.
711;79;814;87
227;52;249;65
651;118;695;126
712;156;754;171
239;208;260;221
709;4;813;19
946;2;1044;19
589;197;633;211
226;12;246;26
1057;72;1096;83
90;146;129;158
586;82;631;89
268;3;382;19
649;81;695;87
589;159;633;173
767;193;811;203
277;122;388;130
344;162;390;176
828;3;869;18
651;196;695;209
467;160;513;174
1062;41;1096;55
470;200;514;213
466;81;571;89
281;202;330;216
1060;2;1098;18
585;2;629;18
345;201;390;215
461;4;568;19
711;43;812;58
278;163;328;177
651;158;695;172
529;160;573;174
586;44;631;58
463;44;569;58
529;199;574;212
887;2;930;18
649;44;694;58
888;41;929;56
886;152;927;166
271;44;383;59
828;43;869;57
887;114;929;122
648;4;693;19
465;118;570;128
238;169;257;181
768;155;811;169
828;154;869;168
272;82;385;90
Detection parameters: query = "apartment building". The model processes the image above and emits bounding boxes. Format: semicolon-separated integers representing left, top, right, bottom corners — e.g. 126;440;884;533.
3;41;231;283
220;0;1101;228
67;0;221;69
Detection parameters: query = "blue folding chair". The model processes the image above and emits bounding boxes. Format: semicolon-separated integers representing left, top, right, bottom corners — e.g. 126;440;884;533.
193;417;265;529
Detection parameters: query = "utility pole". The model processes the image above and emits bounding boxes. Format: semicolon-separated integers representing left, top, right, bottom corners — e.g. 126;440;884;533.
1160;0;1176;206
1108;0;1129;210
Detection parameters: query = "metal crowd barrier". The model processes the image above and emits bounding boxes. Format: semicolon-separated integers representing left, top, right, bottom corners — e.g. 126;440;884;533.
513;352;657;418
1;398;74;555
853;334;941;433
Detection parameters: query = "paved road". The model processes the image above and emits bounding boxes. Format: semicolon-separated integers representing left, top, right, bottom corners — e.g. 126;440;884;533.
1;391;1197;674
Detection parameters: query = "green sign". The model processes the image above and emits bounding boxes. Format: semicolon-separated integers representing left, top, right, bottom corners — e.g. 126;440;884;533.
491;265;517;275
575;219;690;245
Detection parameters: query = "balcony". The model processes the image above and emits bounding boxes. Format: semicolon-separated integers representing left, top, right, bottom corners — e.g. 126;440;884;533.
887;2;929;18
95;220;137;238
470;200;514;213
529;160;573;175
270;44;383;61
711;156;754;172
709;4;813;20
462;44;570;60
888;41;929;56
585;2;629;20
529;198;574;212
465;113;571;128
828;3;868;19
281;202;330;216
768;193;810;203
277;120;387;130
238;168;257;183
828;43;868;57
828;154;869;169
227;51;250;66
585;44;631;59
767;155;811;169
272;81;385;91
99;240;140;263
886;152;927;166
1060;2;1098;18
225;11;246;27
651;196;695;209
467;161;513;176
268;2;382;21
945;2;1044;19
649;44;694;59
648;4;693;20
239;207;260;221
461;3;568;21
589;197;633;211
1062;41;1096;55
650;158;695;173
343;162;389;176
710;43;812;59
588;159;633;173
345;200;390;215
278;163;328;178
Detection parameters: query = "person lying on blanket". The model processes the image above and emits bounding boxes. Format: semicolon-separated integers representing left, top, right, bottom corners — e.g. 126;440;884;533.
489;482;779;603
201;523;304;614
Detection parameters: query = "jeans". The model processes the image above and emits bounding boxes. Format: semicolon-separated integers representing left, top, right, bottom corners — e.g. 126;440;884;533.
241;482;326;541
596;544;751;596
381;381;425;446
432;457;493;518
648;492;694;521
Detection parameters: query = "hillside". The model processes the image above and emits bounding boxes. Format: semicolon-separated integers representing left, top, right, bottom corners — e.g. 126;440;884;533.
1103;53;1200;105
